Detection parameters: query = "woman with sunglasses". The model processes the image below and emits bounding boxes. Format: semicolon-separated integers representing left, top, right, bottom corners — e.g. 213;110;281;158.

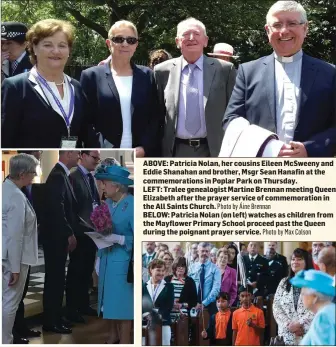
80;20;161;157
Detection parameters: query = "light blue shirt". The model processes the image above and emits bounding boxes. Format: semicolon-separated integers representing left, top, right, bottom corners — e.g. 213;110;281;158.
300;303;336;346
274;50;303;143
176;55;207;139
188;259;221;306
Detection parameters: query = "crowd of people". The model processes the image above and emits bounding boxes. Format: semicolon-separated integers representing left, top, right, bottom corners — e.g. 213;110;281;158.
142;241;336;346
2;150;134;344
1;0;335;156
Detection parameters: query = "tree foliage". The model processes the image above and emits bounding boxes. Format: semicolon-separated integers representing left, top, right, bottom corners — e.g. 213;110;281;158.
2;0;335;66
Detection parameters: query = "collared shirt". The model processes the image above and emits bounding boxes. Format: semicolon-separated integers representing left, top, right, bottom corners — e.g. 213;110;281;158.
215;310;231;339
188;259;221;306
274;50;303;143
249;254;257;262
57;161;70;176
176;55;207;139
15;50;27;64
232;304;265;346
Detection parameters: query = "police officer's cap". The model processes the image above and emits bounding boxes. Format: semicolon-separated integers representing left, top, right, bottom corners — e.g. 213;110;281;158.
1;22;28;43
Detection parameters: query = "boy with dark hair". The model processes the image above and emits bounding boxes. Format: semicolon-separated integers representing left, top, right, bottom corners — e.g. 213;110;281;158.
201;292;233;345
232;286;265;346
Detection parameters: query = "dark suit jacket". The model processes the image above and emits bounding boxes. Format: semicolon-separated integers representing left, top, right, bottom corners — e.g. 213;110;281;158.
267;259;284;295
164;275;198;311
204;311;233;345
40;163;79;243
80;62;160;156
143;280;174;325
2;51;32;80
12;52;32;75
154;55;236;157
21;183;45;225
69;166;99;231
275;253;289;278
243;254;269;297
223;53;336;157
1;72;99;148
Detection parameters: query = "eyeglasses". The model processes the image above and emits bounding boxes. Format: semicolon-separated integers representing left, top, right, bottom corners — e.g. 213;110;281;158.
269;21;305;31
111;36;138;45
89;154;101;162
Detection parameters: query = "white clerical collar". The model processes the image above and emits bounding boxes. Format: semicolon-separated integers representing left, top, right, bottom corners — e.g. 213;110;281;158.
274;49;303;63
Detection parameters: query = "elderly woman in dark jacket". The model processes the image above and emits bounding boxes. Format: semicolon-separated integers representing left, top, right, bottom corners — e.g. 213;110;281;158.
164;257;197;320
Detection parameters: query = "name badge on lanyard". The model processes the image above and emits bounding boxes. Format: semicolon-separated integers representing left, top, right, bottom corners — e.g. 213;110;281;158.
34;69;77;148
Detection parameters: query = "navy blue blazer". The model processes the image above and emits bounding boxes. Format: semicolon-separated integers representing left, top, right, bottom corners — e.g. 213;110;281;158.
142;280;174;325
80;62;161;156
223;53;336;157
1;72;99;148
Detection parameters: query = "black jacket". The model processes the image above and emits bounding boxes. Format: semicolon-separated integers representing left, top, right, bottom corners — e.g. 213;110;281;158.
164;275;198;312
80;62;161;156
40;163;92;243
142;280;174;325
69;166;100;230
1;72;99;148
243;254;269;297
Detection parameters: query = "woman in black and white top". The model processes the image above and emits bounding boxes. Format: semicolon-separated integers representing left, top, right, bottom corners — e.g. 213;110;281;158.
80;20;160;157
1;19;98;148
273;248;315;345
164;257;197;321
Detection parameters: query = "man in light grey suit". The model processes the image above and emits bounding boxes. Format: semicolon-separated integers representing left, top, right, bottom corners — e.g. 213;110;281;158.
154;18;236;157
2;154;39;344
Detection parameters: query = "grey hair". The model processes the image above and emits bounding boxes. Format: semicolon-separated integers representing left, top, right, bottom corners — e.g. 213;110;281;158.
111;181;128;194
177;17;207;37
108;20;138;39
266;1;308;24
95;157;121;176
303;288;334;303
101;157;121;167
198;242;210;249
9;154;39;180
210;247;218;255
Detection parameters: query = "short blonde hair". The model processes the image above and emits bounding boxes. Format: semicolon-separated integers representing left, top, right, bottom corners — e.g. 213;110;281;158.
177;17;207;37
26;19;75;65
266;1;307;24
108;20;138;39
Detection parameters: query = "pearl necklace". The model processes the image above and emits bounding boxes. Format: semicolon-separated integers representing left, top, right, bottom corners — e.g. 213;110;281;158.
55;80;65;86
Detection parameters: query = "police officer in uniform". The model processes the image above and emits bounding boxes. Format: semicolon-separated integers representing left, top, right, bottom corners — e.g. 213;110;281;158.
1;22;32;81
265;248;283;295
266;241;288;278
243;242;269;299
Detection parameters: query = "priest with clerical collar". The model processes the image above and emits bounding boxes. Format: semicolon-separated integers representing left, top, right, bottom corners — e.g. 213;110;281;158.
222;0;336;158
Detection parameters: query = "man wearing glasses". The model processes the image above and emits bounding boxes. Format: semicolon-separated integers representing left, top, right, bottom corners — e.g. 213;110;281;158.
223;0;336;157
66;150;101;323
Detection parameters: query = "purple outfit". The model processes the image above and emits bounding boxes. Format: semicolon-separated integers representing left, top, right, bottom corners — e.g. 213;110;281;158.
220;266;237;306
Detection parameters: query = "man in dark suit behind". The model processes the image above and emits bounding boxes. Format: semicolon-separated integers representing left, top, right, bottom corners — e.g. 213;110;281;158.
66;150;101;319
223;0;336;157
1;22;32;82
40;151;80;334
154;17;236;157
266;241;288;278
243;242;269;299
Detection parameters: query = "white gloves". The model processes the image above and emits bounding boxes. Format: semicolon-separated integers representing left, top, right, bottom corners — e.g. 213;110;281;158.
104;234;125;246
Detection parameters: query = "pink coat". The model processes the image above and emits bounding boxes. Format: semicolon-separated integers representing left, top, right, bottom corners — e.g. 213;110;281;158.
220;266;237;306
